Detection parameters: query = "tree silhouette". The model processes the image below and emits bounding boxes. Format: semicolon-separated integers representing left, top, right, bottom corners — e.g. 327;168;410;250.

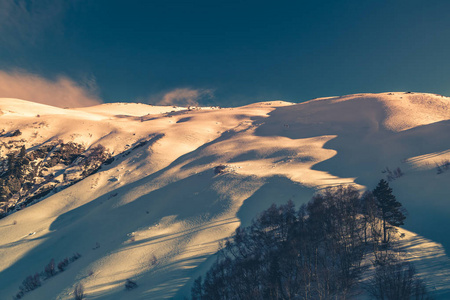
74;283;84;300
19;146;26;159
372;179;406;244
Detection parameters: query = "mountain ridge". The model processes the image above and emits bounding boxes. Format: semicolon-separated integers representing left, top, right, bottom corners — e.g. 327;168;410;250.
0;92;449;299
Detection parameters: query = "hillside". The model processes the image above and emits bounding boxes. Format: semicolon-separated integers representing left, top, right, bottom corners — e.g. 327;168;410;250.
0;92;449;299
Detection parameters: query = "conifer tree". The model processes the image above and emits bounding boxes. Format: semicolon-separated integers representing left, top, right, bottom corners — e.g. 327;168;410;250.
372;179;406;244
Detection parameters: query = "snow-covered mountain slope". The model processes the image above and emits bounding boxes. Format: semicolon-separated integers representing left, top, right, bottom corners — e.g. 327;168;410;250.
0;92;449;299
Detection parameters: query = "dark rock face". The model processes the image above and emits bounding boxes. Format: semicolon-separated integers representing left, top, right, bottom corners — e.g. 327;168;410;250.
0;142;112;216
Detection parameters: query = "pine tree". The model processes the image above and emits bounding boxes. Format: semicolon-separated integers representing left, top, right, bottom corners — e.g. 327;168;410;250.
372;179;406;244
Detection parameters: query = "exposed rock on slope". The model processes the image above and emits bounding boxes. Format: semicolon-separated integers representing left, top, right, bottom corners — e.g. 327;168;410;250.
0;141;111;216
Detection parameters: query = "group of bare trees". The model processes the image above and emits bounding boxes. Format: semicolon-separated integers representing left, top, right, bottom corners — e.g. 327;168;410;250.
191;181;432;300
13;253;81;299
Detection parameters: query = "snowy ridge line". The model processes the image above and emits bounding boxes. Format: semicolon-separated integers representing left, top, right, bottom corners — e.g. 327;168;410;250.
0;93;448;299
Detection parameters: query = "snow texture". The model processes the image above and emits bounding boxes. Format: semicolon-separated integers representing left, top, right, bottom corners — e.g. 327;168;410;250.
0;92;449;299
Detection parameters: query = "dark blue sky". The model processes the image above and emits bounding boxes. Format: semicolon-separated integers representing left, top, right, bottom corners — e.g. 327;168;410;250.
1;0;450;106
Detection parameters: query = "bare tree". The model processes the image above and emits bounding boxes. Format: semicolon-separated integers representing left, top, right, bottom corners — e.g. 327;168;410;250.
74;283;84;300
44;259;56;278
365;262;433;300
192;184;431;300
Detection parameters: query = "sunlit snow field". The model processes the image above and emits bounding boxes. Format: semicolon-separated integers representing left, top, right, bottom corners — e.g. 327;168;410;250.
0;92;449;299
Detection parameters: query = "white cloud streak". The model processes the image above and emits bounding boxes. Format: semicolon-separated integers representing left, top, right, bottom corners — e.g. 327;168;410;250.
0;70;102;108
155;88;213;107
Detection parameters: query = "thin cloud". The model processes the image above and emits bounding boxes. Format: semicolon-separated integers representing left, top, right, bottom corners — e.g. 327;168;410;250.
0;70;102;108
155;88;214;107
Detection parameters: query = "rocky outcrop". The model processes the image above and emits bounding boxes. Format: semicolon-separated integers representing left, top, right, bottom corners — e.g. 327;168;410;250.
0;142;112;216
